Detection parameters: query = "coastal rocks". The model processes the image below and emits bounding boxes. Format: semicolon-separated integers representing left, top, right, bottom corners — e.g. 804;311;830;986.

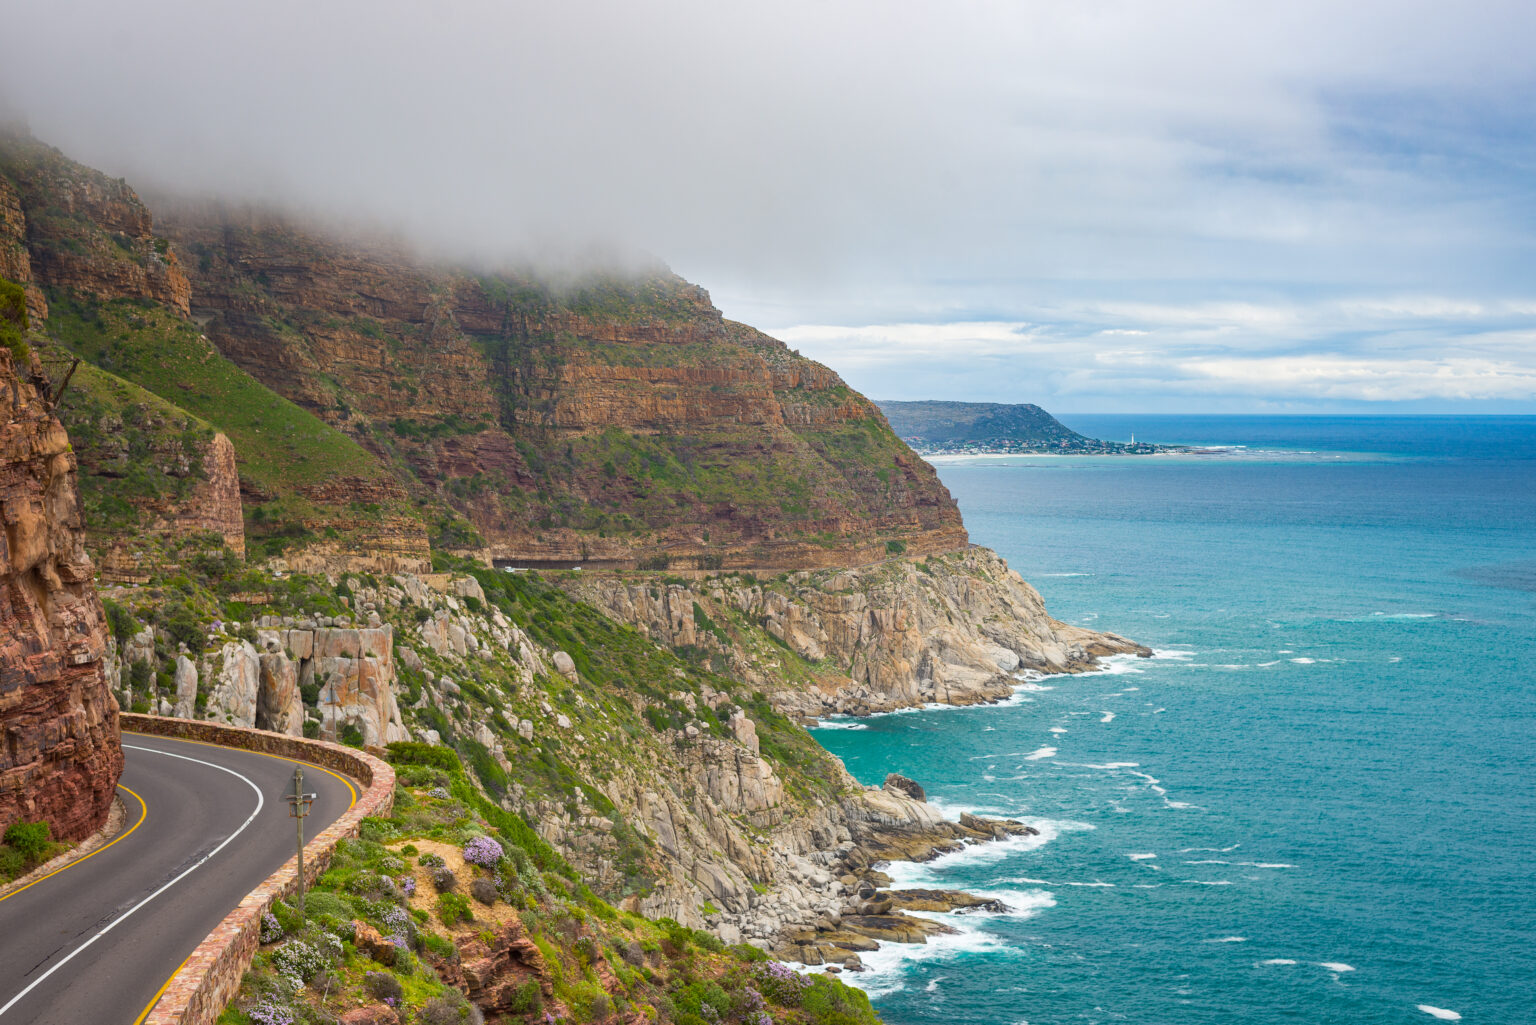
0;344;123;841
570;546;1151;716
883;773;925;802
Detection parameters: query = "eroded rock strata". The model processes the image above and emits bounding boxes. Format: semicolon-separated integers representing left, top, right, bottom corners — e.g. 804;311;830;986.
0;345;122;841
570;546;1150;716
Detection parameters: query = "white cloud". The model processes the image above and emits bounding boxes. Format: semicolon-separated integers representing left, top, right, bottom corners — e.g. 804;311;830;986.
3;0;1534;408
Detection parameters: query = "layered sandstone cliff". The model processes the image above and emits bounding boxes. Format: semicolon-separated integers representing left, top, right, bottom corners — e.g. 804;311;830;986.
153;207;968;568
0;344;122;841
569;547;1151;716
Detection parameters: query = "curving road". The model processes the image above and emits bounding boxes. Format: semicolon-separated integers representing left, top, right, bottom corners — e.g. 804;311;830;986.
0;733;357;1025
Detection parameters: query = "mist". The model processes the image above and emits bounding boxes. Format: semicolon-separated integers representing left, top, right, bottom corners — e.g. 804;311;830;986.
5;0;1536;409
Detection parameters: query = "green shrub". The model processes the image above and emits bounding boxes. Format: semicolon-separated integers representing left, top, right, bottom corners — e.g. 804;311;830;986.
436;892;472;926
0;277;28;363
4;821;51;865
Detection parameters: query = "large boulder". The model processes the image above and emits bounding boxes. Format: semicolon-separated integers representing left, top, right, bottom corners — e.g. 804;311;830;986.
203;640;260;726
256;652;303;736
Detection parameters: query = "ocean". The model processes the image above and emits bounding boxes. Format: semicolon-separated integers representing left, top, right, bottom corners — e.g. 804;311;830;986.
810;415;1536;1025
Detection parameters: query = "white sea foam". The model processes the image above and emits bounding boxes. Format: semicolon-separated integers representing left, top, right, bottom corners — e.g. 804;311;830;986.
1179;844;1240;853
1290;657;1316;664
1039;572;1091;577
1258;958;1297;966
809;910;1015;998
1024;746;1057;760
1100;710;1116;723
1131;883;1163;888
1256;660;1282;667
813;719;869;730
997;875;1114;888
1185;879;1233;885
880;819;1093;886
1317;962;1355;973
1049;727;1069;734
925;977;944;993
1416;1006;1461;1020
1094;655;1147;676
1152;707;1166;713
1127;852;1158;861
1203;936;1247;943
1154;649;1197;659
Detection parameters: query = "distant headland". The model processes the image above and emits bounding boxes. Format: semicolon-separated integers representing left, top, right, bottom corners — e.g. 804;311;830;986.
877;400;1181;455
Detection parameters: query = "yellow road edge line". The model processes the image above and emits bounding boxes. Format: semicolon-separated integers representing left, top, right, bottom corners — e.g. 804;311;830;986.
132;954;189;1025
123;730;359;809
0;783;148;904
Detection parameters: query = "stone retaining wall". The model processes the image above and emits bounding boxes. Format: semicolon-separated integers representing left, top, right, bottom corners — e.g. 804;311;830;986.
120;714;396;1025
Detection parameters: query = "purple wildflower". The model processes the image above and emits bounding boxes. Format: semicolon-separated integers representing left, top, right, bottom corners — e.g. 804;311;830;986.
461;835;504;868
247;1003;295;1025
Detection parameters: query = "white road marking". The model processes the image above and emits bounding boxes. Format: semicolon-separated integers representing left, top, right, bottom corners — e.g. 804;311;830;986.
0;743;264;1019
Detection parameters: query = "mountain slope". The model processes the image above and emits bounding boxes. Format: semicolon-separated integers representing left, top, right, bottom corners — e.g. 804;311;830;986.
155;206;967;569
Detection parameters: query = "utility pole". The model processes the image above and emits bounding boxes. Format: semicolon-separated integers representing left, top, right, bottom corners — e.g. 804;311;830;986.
286;766;316;922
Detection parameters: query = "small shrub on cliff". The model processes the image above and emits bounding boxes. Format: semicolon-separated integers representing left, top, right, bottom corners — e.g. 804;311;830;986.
3;822;51;866
431;866;458;892
417;992;483;1025
363;971;403;1004
0;277;29;362
437;892;472;926
419;852;446;869
470;877;498;905
270;939;331;984
245;1002;296;1025
461;835;503;868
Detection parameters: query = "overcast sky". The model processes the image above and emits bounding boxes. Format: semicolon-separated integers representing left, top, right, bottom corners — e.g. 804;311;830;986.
6;0;1536;411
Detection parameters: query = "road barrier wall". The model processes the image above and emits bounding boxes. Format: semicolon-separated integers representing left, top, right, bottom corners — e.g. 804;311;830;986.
120;715;395;1025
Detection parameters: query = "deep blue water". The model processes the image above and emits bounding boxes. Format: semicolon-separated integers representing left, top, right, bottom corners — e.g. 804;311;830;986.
812;416;1536;1025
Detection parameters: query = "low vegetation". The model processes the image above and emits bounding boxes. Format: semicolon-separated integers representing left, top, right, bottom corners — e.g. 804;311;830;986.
218;747;878;1025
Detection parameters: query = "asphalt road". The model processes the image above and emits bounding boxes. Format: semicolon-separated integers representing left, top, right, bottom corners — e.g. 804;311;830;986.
0;733;357;1025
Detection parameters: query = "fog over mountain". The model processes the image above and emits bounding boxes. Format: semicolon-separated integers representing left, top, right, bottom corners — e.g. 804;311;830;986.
5;0;1536;410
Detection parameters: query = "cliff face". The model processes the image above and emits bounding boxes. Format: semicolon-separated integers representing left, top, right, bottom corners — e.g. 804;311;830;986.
0;131;430;573
154;208;968;568
0;132;188;317
0;345;122;841
569;547;1151;716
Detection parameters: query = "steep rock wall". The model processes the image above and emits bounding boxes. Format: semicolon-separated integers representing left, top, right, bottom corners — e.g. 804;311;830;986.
0;346;122;840
151;208;969;569
570;547;1151;716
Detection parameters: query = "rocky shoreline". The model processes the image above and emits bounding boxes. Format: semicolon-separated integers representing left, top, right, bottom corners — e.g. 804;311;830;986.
763;777;1039;974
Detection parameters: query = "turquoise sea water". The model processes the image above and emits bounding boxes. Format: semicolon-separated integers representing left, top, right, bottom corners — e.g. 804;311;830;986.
811;416;1536;1025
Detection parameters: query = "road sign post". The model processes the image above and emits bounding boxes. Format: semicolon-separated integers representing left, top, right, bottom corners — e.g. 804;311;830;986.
286;766;316;922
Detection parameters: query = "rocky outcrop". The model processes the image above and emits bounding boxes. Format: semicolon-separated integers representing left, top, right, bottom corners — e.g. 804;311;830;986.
255;623;407;745
570;546;1151;716
203;640;260;726
0;345;122;841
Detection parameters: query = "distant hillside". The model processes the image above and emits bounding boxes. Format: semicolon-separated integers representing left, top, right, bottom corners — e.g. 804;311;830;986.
877;400;1169;454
